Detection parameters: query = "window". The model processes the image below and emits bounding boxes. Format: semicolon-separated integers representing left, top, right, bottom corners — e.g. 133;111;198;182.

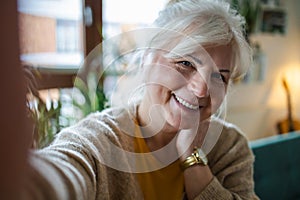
102;0;169;102
18;0;85;89
57;20;82;53
18;0;88;142
18;0;170;146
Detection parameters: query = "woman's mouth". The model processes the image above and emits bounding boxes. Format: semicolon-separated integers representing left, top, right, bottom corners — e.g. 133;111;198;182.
172;93;200;110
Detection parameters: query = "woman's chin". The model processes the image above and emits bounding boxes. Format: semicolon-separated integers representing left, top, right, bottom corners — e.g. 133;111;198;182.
165;114;200;132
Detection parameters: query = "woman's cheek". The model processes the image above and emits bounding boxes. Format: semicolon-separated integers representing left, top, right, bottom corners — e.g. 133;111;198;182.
209;84;226;111
145;63;188;90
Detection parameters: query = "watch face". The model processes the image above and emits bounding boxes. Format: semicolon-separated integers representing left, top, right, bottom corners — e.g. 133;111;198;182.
197;148;208;165
202;157;208;165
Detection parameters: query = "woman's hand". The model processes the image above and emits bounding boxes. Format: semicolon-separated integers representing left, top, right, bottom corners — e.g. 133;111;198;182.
176;119;213;199
176;120;209;161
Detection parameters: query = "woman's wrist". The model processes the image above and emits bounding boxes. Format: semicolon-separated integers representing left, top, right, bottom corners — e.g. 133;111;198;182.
183;164;213;199
178;148;194;162
180;147;208;170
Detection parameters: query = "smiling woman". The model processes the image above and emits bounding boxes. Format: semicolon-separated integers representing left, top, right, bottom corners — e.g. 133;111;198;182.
23;0;259;199
138;44;231;131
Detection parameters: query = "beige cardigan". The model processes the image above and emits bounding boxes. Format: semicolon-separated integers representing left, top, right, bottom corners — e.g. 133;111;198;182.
23;106;259;200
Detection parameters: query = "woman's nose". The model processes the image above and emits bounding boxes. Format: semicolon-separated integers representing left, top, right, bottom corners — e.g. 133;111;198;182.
187;72;209;98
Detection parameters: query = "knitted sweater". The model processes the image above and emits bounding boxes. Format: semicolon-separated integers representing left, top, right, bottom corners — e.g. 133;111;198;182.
23;106;259;200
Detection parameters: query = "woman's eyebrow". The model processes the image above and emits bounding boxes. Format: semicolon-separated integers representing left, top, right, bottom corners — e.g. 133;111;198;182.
219;69;230;73
187;55;203;65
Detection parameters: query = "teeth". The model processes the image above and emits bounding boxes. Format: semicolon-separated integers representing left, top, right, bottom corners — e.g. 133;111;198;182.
173;93;199;110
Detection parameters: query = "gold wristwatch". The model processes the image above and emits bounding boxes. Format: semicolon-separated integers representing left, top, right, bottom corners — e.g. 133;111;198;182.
181;147;208;170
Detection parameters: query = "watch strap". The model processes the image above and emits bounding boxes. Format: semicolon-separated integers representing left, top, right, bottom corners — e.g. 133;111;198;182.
181;147;208;170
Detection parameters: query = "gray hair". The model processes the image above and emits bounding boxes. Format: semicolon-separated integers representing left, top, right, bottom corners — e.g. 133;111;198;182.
150;0;252;81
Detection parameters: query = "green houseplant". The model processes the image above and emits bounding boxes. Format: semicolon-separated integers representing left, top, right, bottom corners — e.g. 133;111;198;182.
231;0;261;40
72;72;109;118
24;66;62;148
25;66;109;148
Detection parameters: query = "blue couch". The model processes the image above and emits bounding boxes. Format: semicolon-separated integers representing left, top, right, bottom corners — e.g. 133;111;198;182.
250;132;300;200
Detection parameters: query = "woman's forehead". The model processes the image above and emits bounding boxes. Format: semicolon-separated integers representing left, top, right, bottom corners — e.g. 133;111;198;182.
204;45;233;68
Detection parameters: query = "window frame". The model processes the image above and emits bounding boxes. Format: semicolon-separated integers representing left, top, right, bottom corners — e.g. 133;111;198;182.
24;0;102;90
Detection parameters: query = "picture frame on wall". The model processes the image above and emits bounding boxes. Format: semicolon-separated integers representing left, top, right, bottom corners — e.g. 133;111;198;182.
259;6;287;35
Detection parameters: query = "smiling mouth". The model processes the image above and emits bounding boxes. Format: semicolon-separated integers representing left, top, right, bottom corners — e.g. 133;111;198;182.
172;93;200;110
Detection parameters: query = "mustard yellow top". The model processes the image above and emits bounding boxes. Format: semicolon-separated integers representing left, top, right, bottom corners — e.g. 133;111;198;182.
134;126;184;200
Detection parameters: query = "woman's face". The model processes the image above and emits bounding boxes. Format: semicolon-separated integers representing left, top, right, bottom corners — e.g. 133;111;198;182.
140;44;232;132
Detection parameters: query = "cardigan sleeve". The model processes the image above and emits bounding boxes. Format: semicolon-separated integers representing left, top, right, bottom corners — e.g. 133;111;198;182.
22;111;142;200
24;152;94;200
23;130;99;200
193;124;260;200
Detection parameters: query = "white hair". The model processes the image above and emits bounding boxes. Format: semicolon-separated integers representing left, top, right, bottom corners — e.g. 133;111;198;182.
150;0;252;81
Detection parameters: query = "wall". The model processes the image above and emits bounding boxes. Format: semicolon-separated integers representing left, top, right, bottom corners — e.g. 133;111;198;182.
19;13;56;54
226;0;300;140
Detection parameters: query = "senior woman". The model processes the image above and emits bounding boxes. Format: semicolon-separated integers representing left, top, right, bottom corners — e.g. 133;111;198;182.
24;0;259;199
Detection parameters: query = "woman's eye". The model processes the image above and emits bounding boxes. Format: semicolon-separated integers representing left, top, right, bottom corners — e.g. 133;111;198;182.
174;60;196;77
177;61;194;68
211;72;226;83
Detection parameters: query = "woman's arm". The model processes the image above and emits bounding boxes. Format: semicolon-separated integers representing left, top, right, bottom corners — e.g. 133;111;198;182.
177;121;259;200
22;111;143;200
